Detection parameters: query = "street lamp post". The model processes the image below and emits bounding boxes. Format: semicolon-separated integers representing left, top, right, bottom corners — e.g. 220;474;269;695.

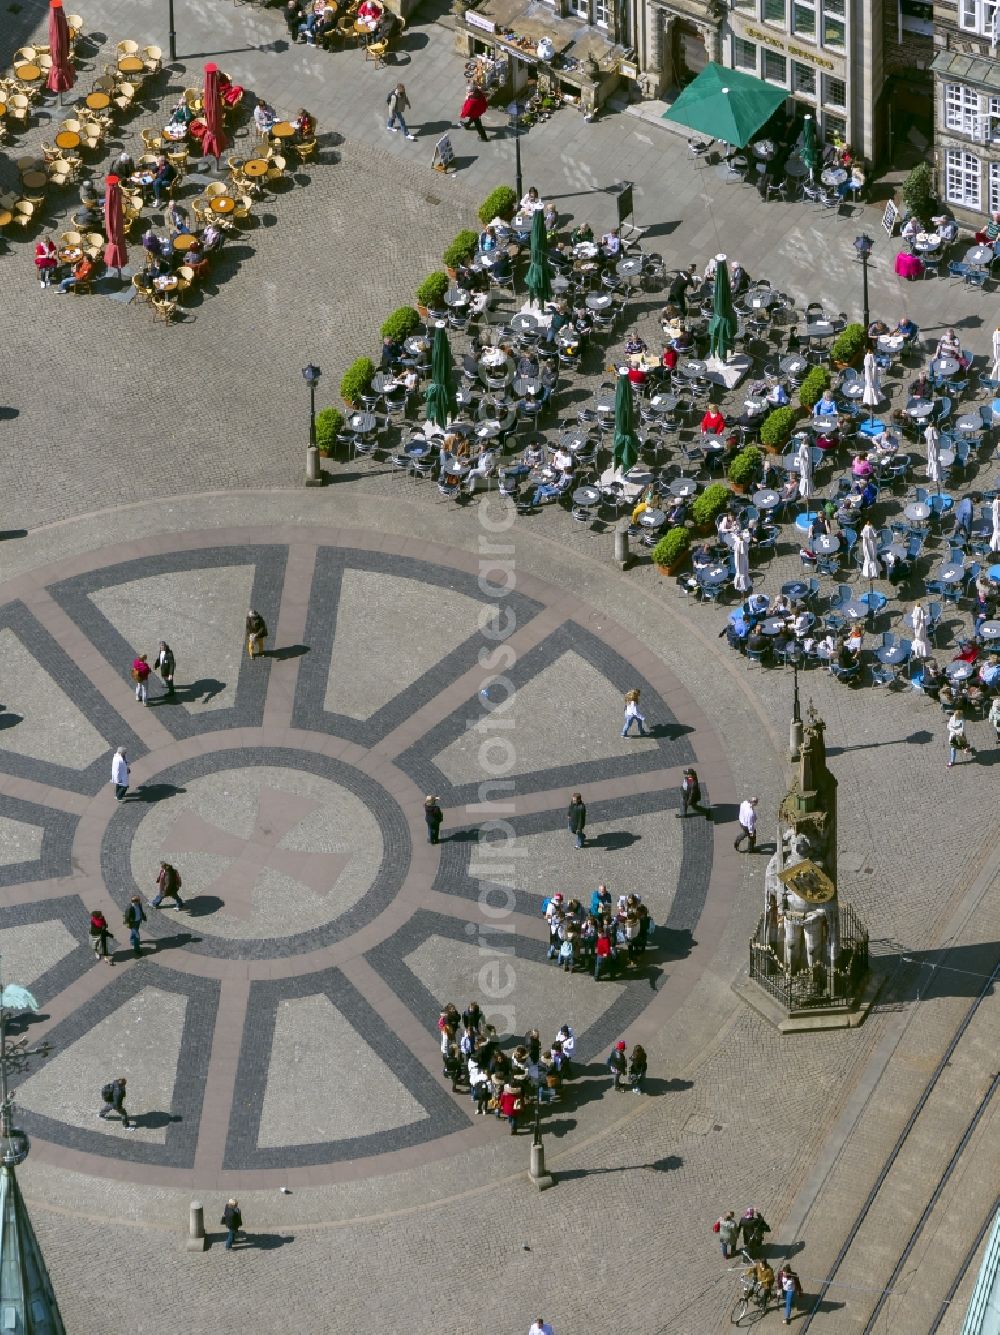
528;1093;553;1190
853;234;873;334
167;0;177;61
788;644;803;760
506;98;524;207
302;363;323;486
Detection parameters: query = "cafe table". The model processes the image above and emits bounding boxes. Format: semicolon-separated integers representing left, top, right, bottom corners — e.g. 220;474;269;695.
955;412;983;433
782;580;811;601
14;63;42;83
964;244;993;267
347;411;376;434
905;398;934;421
173;233;198;251
930;356;960;379
243;159;269;179
118;56;144;74
162;123;188;142
699;564;730;587
913;232;941;253
670;477;698;498
979;619;1000;640
210;196;236;214
573;485;601;508
821;166;848;188
840;600;866;621
876;643;909;666
616;256;643;279
153;274;178;291
513;377;541;397
679;358;707;378
877;333;906;355
55;130;81;151
585;292;613;311
753;489;781;511
86;91;111;111
510;311;538;333
937;562;965;584
638;507;665;528
905;502;931;523
476;419;502;440
404;335;429;356
760;616;788;635
945;660;974;681
573;241;599;258
271;121;296;140
805;321;837;340
779;355;807;376
747;290;775;309
649;393;678;414
404;439;431;458
21;171;47;190
814;534;840;555
59;246;83;262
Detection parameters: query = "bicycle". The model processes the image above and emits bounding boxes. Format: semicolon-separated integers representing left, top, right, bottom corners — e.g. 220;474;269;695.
731;1251;773;1326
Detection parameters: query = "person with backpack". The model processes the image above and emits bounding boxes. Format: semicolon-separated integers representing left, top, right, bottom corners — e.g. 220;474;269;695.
245;609;268;659
628;1043;647;1093
99;1076;132;1128
222;1199;243;1251
567;792;586;849
714;1210;739;1258
89;909;115;965
131;653;151;705
680;767;709;818
155;640;176;698
621;687;648;738
386;83;415;139
424;795;443;844
151;861;185;910
778;1265;802;1324
607;1040;628;1090
125;895;147;959
740;1207;771;1255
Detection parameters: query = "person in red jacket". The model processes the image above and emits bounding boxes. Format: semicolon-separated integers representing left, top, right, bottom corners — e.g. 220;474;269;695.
701;405;726;435
131;653;152;705
498;1084;522;1133
460;84;489;142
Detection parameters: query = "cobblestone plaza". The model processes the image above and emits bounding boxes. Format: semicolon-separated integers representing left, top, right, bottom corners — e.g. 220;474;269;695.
0;1;999;1332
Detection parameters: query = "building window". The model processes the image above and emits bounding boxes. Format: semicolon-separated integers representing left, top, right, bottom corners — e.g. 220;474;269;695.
733;36;758;69
990;161;1000;211
792;62;816;96
793;1;816;34
822;13;846;43
899;0;932;33
945;83;981;135
987;95;1000;143
593;0;608;27
824;75;846;108
959;0;999;34
732;0;755;11
823;112;846;145
763;48;787;82
824;0;845;12
763;0;786;24
945;148;982;209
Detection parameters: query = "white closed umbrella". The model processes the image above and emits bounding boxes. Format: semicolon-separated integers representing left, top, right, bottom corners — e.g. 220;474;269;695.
991;496;1000;553
992;326;1000;382
796;438;814;500
860;522;880;579
862;349;881;421
910;601;930;660
925;423;942;490
733;529;751;593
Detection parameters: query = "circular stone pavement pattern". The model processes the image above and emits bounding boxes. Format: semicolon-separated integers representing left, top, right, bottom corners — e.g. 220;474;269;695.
0;527;732;1190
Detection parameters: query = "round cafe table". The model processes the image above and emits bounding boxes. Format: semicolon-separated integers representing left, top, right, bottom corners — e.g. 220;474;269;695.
173;233;198;251
945;660;974;681
760;617;788;636
21;171;46;190
210;196;236;214
0;210;12;228
937;562;965;584
753;489;781;511
475;420;502;441
638;507;665;528
510;312;538;333
679;358;707;378
978;619;1000;640
782;581;810;601
877;334;905;355
876;643;908;666
930;356;960;379
964;244;993;267
955;413;983;433
404;439;430;458
573;486;601;507
243;159;269;179
86;92;111;111
905;398;934;421
814;534;840;555
699;564;730;587
59;246;83;262
779;355;807;375
616;257;644;279
55;130;81;151
271;121;295;140
162;123;188;142
585;293;613;311
649;393;678;414
347;412;376;434
14;63;42;83
153;275;178;291
118;56;144;74
748;290;775;309
914;232;941;253
573;241;599;259
559;430;588;452
670;477;698;498
905;502;931;523
805;321;837;340
821;166;848;188
841;601;866;621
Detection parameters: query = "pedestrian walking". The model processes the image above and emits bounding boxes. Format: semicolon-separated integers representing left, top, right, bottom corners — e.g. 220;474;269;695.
245;609;268;659
386;82;415;139
125;895;146;959
89;909;115;965
459;84;489;141
528;1321;554;1335
155;640;175;698
111;747;130;801
607;1039;628;1090
621;687;648;737
131;652;151;705
567;791;587;849
713;1210;739;1258
734;796;759;852
151;861;185;910
946;708;975;768
680;767;709;818
424;794;443;844
98;1076;132;1128
629;1043;647;1093
222;1198;243;1250
778;1265;802;1325
740;1207;771;1255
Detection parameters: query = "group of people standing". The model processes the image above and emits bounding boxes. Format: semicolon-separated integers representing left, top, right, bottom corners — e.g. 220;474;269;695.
544;885;654;978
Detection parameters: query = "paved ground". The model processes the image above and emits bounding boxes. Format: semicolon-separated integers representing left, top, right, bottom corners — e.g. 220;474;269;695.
0;2;999;1333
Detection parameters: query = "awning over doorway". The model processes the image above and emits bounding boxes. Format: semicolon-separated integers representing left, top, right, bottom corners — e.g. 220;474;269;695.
662;62;789;148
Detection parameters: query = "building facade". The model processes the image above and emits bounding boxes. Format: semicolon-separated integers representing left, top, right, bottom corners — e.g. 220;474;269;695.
931;0;1000;223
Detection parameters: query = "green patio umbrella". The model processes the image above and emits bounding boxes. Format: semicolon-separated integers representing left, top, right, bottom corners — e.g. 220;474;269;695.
612;373;639;474
424;325;457;429
801;113;818;182
662;62;788;149
525;209;552;308
708;254;737;363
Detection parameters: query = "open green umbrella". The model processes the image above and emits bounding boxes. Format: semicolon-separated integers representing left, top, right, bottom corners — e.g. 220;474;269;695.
801;113;818;182
424;325;457;429
612;373;639;474
662;62;788;149
708;254;737;363
525;209;552;308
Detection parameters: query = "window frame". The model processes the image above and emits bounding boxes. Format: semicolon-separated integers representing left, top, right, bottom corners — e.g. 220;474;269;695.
945;148;982;210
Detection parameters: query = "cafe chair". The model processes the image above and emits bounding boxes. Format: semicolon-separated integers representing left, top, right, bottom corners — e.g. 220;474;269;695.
152;294;178;323
829;660;861;686
295;138;318;164
365;37;388;66
141;128;163;152
116;39;140;58
142;45;163;73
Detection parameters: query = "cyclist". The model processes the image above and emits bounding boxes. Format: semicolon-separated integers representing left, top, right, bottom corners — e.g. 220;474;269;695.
745;1257;775;1308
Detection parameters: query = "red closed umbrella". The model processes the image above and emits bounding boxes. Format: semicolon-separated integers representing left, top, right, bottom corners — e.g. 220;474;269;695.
47;0;75;96
200;62;229;163
103;174;128;274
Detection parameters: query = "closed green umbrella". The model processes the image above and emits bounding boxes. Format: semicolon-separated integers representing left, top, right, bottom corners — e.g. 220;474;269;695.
802;113;818;181
612;373;639;474
708;254;737;363
525;209;552;308
424;325;457;429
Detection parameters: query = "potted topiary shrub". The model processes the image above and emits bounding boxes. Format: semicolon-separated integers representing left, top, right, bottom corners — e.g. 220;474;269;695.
831;322;867;369
759;405;799;453
380;306;421;343
690;482;730;531
798;365;831;413
340;357;375;409
728;445;762;494
314;406;344;456
442;229;479;277
477;185;517;226
901;162;936;224
415;271;449;317
652;526;689;575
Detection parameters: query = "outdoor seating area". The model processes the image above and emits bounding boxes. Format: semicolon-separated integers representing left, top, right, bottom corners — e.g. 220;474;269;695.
283;0;403;60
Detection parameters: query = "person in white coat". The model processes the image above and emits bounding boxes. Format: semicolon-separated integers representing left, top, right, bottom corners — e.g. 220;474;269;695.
621;688;648;737
910;600;931;660
111;747;130;802
991;323;1000;383
946;710;975;768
